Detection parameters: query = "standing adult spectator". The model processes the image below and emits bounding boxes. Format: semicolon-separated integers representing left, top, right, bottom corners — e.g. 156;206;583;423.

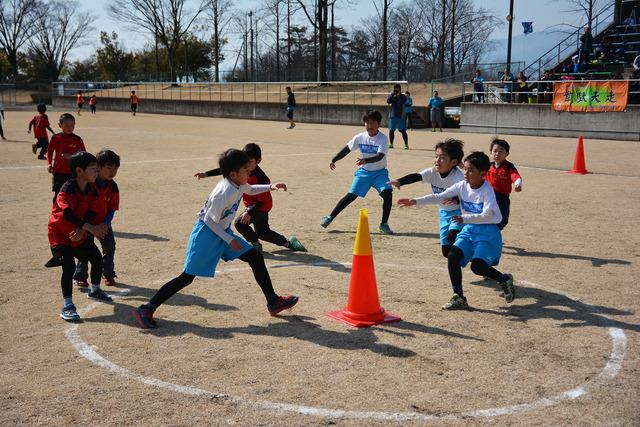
285;86;296;129
428;90;444;132
386;84;409;149
515;72;529;103
579;26;593;62
500;69;514;102
471;70;485;103
404;91;414;130
537;70;554;104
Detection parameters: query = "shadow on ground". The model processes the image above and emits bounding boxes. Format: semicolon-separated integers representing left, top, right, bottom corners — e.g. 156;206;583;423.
503;245;632;267
114;231;170;242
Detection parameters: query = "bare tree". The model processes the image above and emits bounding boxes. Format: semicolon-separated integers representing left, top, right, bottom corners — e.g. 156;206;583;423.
207;0;232;82
389;3;424;80
262;0;285;80
0;0;42;77
28;0;93;81
565;0;609;29
108;0;208;82
297;0;329;81
371;0;393;80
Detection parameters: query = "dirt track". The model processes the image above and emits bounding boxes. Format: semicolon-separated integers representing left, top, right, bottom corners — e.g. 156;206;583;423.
0;108;638;426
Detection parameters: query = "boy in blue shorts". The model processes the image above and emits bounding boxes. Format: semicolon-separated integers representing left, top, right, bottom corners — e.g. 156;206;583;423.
388;138;465;257
398;151;515;310
321;110;394;234
387;84;409;149
134;149;299;329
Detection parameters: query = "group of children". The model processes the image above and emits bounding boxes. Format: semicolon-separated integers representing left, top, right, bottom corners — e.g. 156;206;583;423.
42;102;522;327
321;110;522;310
75;90;139;116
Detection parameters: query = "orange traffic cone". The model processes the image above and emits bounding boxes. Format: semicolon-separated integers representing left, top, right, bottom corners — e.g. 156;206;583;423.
568;136;589;174
327;208;401;328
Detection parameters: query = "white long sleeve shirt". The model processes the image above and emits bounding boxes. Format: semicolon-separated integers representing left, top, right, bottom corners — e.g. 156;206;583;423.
419;166;465;211
414;180;502;224
197;178;271;243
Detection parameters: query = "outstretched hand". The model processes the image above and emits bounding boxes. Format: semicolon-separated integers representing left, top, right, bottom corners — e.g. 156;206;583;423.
193;172;207;179
397;198;416;207
387;179;401;189
329;162;336;170
271;182;287;191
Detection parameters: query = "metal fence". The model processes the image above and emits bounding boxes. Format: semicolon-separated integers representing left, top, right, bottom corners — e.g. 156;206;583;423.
462;79;640;104
52;81;417;107
0;84;17;105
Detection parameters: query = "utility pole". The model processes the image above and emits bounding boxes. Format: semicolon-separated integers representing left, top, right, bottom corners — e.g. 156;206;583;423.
506;0;514;73
249;10;254;82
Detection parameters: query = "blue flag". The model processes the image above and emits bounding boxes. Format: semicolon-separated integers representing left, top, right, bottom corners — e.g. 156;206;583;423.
522;22;533;34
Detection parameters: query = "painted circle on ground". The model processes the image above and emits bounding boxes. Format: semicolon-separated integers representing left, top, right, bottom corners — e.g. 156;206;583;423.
65;261;626;422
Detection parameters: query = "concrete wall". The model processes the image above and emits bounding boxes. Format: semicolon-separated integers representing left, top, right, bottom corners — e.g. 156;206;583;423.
52;95;430;127
459;102;640;141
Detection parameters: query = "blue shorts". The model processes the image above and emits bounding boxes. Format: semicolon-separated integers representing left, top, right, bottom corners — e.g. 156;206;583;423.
183;220;252;277
348;168;392;197
388;117;406;131
439;208;464;245
453;223;502;267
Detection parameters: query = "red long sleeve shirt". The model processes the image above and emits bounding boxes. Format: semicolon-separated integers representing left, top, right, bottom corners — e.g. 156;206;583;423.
244;167;273;213
48;179;98;247
486;160;521;196
46;133;86;175
29;114;50;139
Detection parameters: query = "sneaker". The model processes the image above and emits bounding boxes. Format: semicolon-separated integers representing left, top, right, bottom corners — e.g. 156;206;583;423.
251;242;263;253
31;144;37;154
499;274;516;303
286;125;294;129
378;223;394;235
288;236;307;252
87;288;112;302
60;304;81;321
133;305;157;329
432;128;436;132
267;295;299;316
441;293;469;310
37;156;46;160
320;215;333;228
44;255;64;268
74;279;89;288
103;277;117;286
404;145;409;150
388;144;395;149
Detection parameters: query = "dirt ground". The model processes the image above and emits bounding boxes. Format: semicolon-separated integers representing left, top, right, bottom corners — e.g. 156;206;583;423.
0;107;638;426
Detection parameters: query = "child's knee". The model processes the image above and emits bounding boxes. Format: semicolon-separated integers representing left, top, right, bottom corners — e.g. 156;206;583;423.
448;246;463;263
470;259;486;275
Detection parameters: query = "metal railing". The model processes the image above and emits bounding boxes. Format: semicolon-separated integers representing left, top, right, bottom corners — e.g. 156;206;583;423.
52;80;413;107
0;83;17;105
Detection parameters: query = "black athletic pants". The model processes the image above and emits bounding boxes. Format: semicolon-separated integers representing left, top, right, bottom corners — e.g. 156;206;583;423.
51;241;102;298
234;210;287;246
149;248;276;308
329;189;392;225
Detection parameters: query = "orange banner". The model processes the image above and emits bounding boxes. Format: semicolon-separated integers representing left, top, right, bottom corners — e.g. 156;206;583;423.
552;81;628;112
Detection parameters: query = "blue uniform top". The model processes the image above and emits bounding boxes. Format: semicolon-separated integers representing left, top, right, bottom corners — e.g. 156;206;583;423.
404;97;413;113
387;92;407;118
428;97;444;109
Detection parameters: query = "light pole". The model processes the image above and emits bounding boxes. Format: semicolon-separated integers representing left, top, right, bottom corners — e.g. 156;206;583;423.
249;10;254;82
506;0;514;74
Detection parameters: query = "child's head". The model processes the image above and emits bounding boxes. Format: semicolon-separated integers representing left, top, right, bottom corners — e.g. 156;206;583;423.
475;70;482;76
131;90;136;95
405;91;411;97
433;90;439;97
433;138;464;173
286;86;292;93
91;94;96;98
77;90;82;94
69;151;98;182
96;149;120;180
242;143;262;170
489;137;510;164
219;148;251;185
37;103;47;114
362;110;382;136
462;151;490;187
58;113;75;133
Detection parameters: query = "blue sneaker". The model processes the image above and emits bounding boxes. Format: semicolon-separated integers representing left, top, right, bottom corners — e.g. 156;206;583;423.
320;215;333;228
378;223;394;234
133;305;157;329
60;304;81;321
87;288;113;302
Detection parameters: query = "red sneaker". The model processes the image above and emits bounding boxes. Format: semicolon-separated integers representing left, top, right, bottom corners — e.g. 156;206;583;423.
73;279;89;288
267;295;299;316
103;277;117;286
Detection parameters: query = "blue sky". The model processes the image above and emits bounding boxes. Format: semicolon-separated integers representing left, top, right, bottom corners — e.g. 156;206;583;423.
72;0;593;69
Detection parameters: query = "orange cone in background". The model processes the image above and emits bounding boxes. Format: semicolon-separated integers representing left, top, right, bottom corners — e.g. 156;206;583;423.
568;135;589;174
327;208;401;328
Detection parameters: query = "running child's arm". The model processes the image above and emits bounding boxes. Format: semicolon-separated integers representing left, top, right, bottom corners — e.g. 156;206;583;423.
28;118;34;133
46;137;56;173
398;185;460;207
388;173;422;188
194;167;221;179
244;183;286;195
330;145;350;170
510;166;523;192
356;153;384;166
47;126;55;135
201;194;236;244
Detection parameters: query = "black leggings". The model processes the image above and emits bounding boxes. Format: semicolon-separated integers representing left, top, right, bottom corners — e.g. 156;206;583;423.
52;241;103;298
149;249;276;308
235;210;287;246
447;246;503;296
389;129;408;146
329;189;392;225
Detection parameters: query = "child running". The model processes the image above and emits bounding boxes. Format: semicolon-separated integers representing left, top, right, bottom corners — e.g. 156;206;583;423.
193;143;306;253
28;103;55;160
76;91;84;115
321;110;394;234
73;150;121;288
134;149;299;329
130;91;138;116
46;151;112;321
398;151;515;310
485;137;522;230
388;138;465;257
46;113;86;203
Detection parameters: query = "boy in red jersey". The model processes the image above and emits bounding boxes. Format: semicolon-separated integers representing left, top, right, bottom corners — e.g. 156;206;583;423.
46;113;86;203
47;152;112;322
194;143;306;252
28;103;55;160
89;95;97;114
130;91;138;115
485;138;522;230
76;91;84;115
73;150;121;288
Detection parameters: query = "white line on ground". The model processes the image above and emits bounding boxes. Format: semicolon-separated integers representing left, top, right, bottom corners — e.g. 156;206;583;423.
65;262;627;422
